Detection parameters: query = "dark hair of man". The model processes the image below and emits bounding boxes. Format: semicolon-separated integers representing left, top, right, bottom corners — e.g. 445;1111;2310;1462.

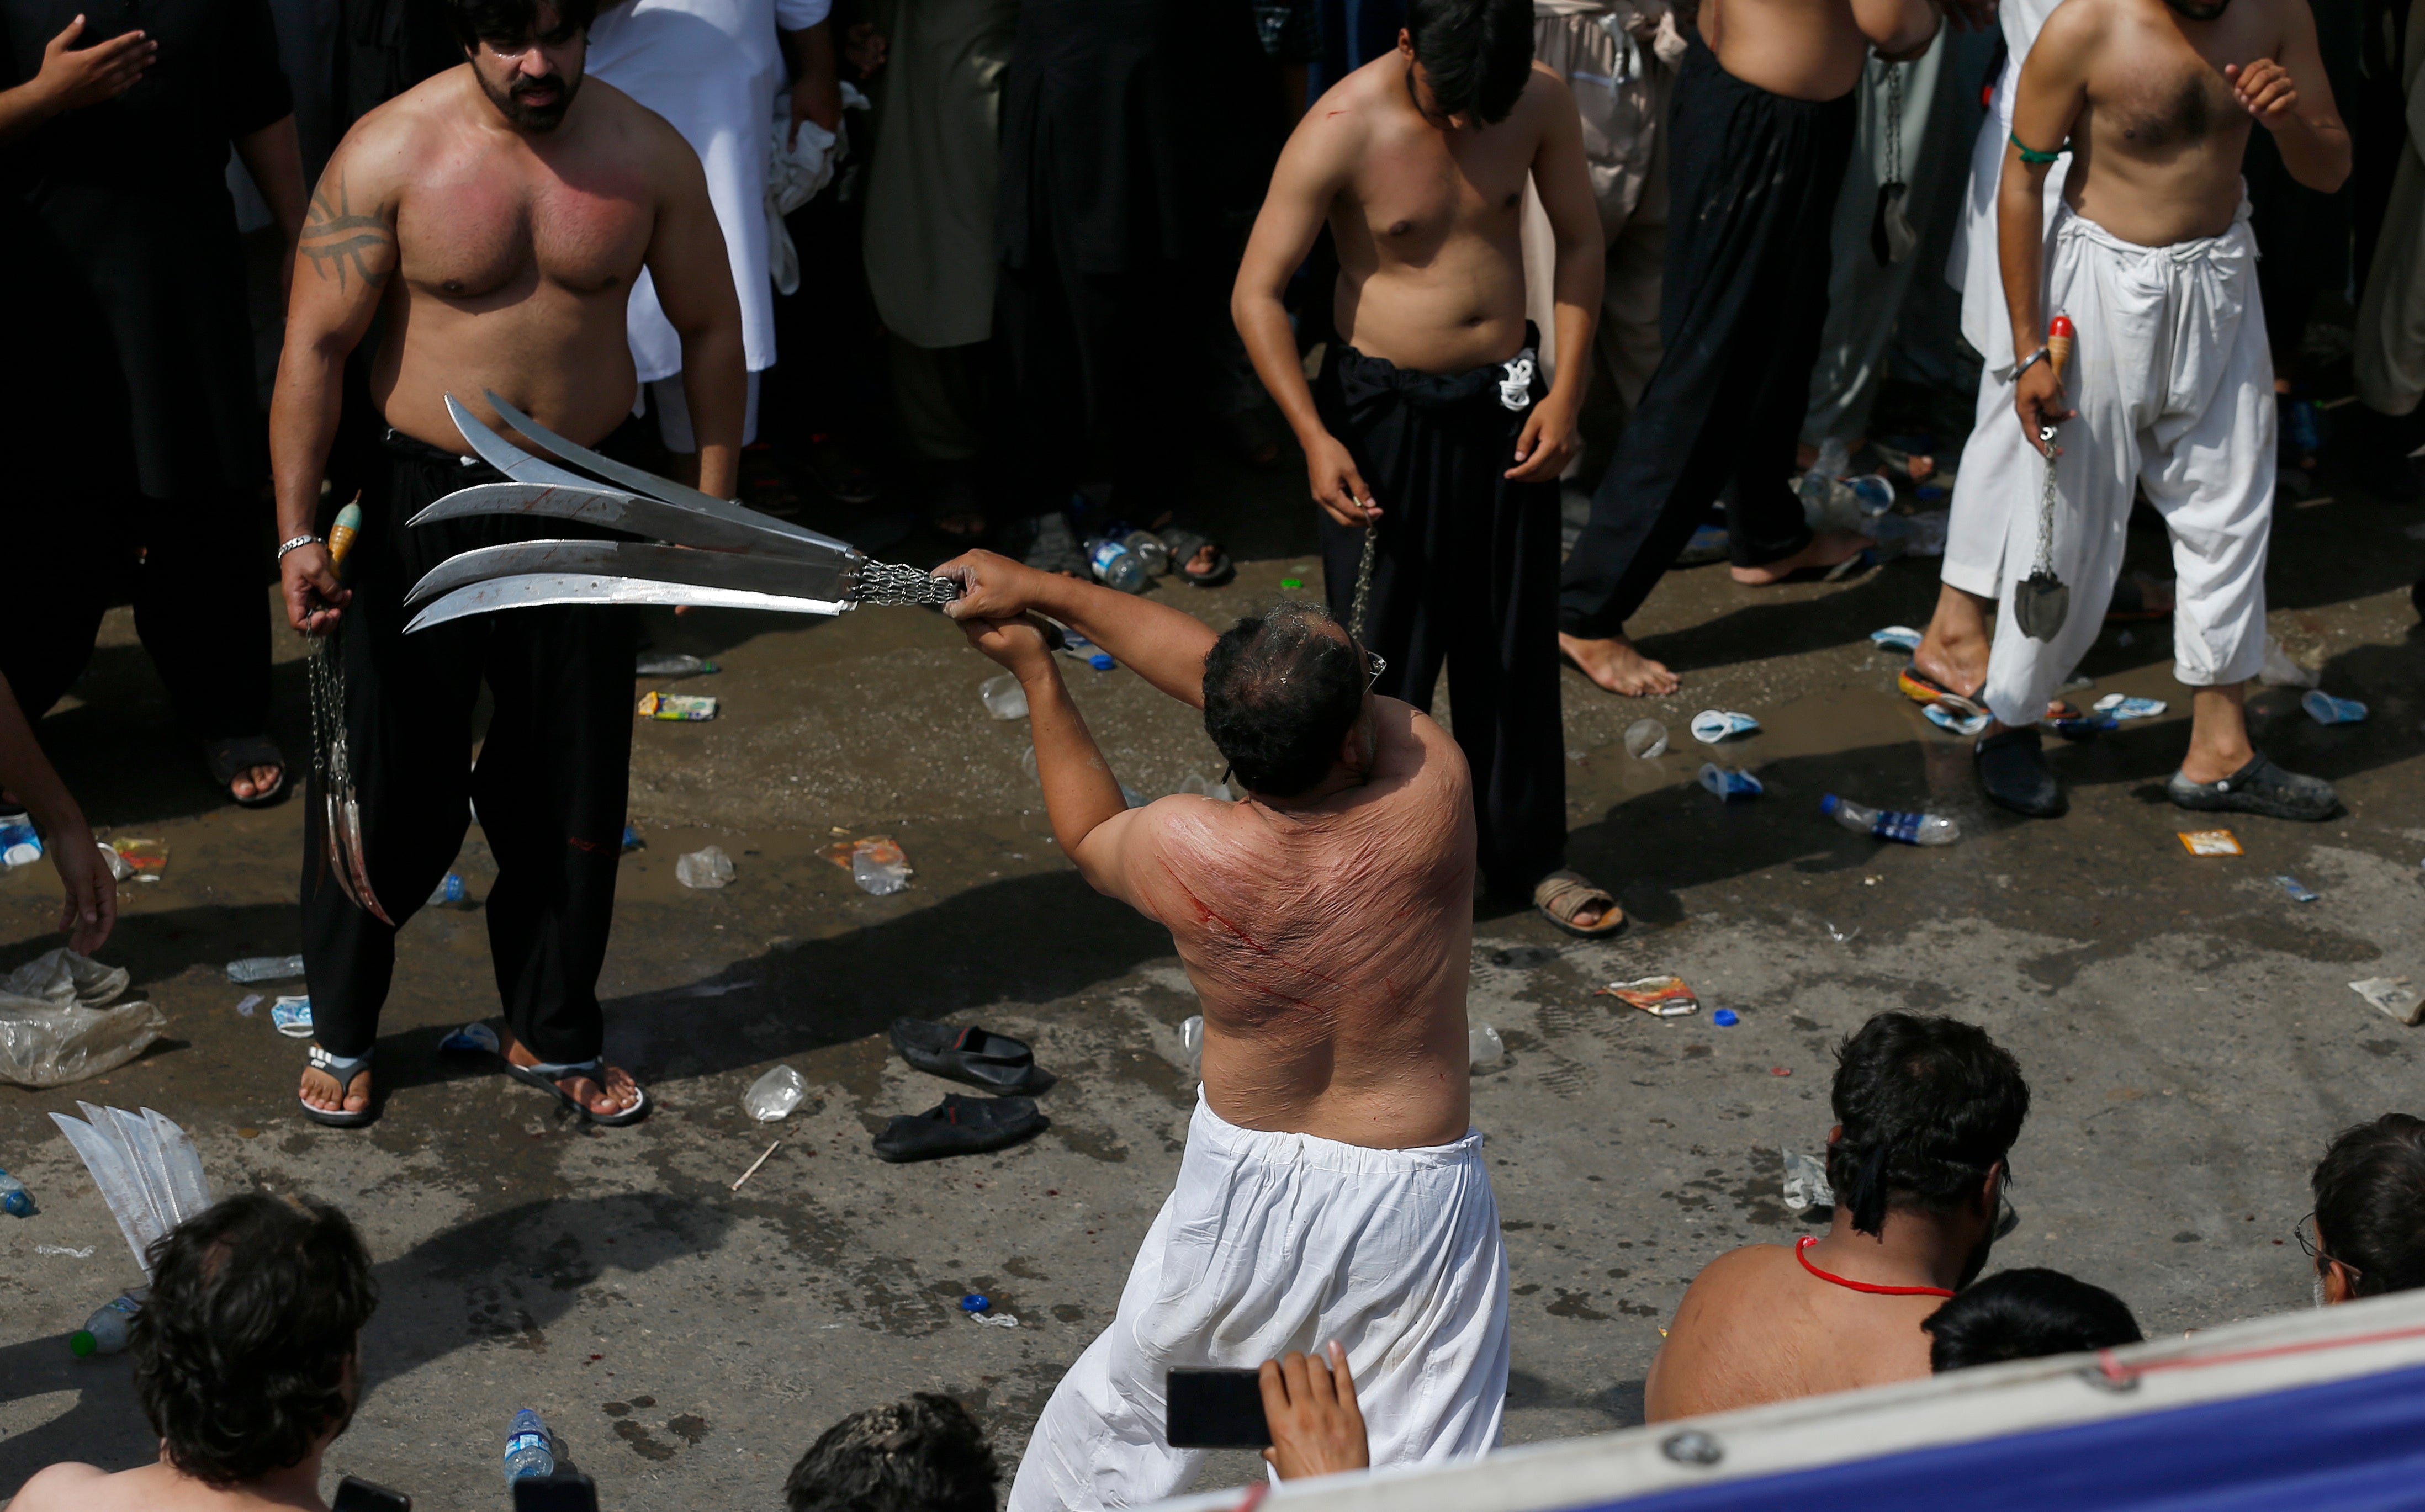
1825;1012;2031;1238
444;0;597;49
1201;602;1365;798
783;1393;1000;1512
1923;1268;2142;1373
1404;0;1537;125
132;1193;377;1488
2312;1113;2425;1297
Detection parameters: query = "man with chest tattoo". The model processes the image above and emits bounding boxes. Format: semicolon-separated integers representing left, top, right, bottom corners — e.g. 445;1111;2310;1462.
267;0;744;1127
1967;0;2348;819
1234;0;1621;942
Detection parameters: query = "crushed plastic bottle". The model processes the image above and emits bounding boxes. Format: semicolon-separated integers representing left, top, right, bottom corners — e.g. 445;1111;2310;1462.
1088;537;1150;593
1698;765;1763;800
503;1408;554;1484
634;651;717;678
70;1290;145;1357
1624;719;1670;760
1;950;167;1088
1468;1022;1506;1071
980;673;1030;721
225;954;305;984
2301;690;2368;725
427;873;469;908
851;837;912;896
743;1065;808;1121
0;1168;30;1217
676;846;737;889
1123;530;1172;576
1822;794;1960;846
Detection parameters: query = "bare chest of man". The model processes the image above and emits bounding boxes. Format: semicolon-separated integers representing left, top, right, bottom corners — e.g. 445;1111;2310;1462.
1351;128;1532;266
2093;26;2263;152
398;162;655;303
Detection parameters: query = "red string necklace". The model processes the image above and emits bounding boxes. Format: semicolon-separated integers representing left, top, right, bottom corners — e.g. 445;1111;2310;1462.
1794;1235;1955;1298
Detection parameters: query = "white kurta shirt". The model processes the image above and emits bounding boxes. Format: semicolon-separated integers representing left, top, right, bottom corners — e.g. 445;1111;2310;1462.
587;0;830;379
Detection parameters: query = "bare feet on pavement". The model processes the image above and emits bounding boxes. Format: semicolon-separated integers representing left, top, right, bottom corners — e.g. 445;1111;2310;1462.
1729;530;1872;586
501;1029;642;1118
1559;631;1680;697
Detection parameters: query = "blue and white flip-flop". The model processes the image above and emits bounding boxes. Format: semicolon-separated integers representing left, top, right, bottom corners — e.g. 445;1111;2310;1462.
503;1055;650;1126
300;1044;375;1128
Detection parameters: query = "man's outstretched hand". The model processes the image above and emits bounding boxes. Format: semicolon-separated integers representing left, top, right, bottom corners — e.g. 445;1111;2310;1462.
955;610;1059;683
938;549;1058;626
1260;1341;1371;1481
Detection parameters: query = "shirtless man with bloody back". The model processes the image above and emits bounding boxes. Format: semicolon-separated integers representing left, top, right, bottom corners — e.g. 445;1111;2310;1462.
935;551;1503;1509
269;0;745;1127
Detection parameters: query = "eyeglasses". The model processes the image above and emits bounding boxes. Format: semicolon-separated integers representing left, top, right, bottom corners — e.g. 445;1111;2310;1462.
2295;1212;2363;1279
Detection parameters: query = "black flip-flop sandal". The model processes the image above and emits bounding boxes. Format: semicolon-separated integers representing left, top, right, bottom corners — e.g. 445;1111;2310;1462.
204;734;289;808
1159;528;1236;588
890;1018;1057;1095
504;1055;651;1126
872;1094;1047;1163
300;1044;376;1128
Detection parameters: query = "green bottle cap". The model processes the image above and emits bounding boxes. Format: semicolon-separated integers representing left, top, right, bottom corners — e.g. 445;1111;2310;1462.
68;1330;96;1357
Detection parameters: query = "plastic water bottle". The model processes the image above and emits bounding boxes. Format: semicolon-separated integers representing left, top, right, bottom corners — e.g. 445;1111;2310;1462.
226;954;306;983
1121;530;1172;576
1088;538;1150;594
504;1408;554;1483
427;873;468;908
70;1290;145;1356
1822;794;1960;847
0;1169;29;1217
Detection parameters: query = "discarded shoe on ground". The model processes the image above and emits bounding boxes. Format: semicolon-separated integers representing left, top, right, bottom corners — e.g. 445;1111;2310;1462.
890;1017;1057;1095
872;1094;1048;1163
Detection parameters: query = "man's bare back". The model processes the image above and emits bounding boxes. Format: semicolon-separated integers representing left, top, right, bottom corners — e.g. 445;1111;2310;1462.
1645;1242;1939;1419
2014;0;2345;251
1315;55;1576;375
13;1458;325;1512
1125;698;1476;1148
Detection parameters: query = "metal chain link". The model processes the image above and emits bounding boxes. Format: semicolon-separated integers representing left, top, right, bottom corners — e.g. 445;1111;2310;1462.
306;633;347;791
1882;61;1903;187
1349;520;1378;644
849;560;962;607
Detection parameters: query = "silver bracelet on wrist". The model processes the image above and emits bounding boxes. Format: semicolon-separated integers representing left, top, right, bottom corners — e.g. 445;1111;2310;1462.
2004;345;2051;383
276;534;325;563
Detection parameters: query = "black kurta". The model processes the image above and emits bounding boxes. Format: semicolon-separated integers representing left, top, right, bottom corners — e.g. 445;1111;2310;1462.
2;0;293;500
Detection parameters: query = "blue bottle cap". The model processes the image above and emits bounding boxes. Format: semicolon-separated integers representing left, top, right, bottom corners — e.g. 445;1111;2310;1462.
961;1293;990;1312
1712;1009;1739;1027
1087;653;1115;671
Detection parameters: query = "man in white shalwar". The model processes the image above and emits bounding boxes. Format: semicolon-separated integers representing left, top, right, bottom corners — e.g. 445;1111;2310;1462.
586;0;838;456
935;550;1507;1511
1966;0;2347;821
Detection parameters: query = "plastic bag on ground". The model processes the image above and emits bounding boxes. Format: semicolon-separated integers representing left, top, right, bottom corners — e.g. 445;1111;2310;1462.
852;839;912;896
2258;637;2322;689
743;1065;808;1121
0;950;166;1088
980;674;1030;721
676;847;737;889
1782;1149;1836;1212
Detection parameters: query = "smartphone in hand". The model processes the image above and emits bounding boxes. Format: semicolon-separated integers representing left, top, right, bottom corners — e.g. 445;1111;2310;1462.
1166;1367;1271;1449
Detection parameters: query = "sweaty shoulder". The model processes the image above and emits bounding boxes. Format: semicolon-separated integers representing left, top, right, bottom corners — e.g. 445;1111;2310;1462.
579;79;709;189
10;1463;110;1512
2030;0;2114;68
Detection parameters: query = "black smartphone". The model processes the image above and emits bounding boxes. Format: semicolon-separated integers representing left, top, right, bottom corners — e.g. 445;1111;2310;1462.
512;1472;601;1512
1166;1367;1270;1449
331;1476;412;1512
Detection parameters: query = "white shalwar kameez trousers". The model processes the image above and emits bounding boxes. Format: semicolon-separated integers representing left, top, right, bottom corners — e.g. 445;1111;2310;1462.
1972;199;2275;732
1005;1095;1509;1511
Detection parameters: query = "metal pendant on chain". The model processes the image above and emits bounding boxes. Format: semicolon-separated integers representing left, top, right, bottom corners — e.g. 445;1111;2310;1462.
2013;316;2078;642
1870;63;1916;267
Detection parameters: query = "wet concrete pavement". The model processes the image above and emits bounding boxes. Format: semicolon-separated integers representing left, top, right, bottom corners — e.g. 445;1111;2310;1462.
2;454;2421;1510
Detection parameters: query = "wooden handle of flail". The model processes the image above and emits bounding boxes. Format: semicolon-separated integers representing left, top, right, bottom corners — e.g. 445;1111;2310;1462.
2047;314;2073;379
327;498;363;573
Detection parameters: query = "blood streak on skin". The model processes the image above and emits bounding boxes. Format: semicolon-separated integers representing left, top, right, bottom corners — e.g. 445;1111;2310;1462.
1161;861;1348;991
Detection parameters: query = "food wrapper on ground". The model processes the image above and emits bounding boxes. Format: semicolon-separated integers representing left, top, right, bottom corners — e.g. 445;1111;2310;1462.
1598;975;1700;1017
0;949;167;1087
2352;978;2425;1026
2178;830;2243;857
636;691;718;721
1781;1149;1835;1212
108;837;168;879
824;835;911;895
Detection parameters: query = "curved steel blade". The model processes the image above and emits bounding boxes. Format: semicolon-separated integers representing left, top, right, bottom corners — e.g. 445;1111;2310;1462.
409;480;850;560
482;389;857;557
405;539;854;611
445;396;597;491
406;574;853;633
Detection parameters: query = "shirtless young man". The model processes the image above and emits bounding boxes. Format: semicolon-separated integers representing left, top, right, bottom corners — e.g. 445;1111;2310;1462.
268;0;745;1126
1647;1013;2029;1420
1967;0;2347;819
935;550;1506;1509
1554;0;1945;699
1233;0;1625;941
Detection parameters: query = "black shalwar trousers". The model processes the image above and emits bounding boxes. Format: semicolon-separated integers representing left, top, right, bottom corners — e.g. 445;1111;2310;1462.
300;428;639;1064
1559;34;1856;639
1316;329;1566;893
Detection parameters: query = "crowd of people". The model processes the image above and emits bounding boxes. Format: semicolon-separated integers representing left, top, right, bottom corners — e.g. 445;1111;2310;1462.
3;0;2423;1498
